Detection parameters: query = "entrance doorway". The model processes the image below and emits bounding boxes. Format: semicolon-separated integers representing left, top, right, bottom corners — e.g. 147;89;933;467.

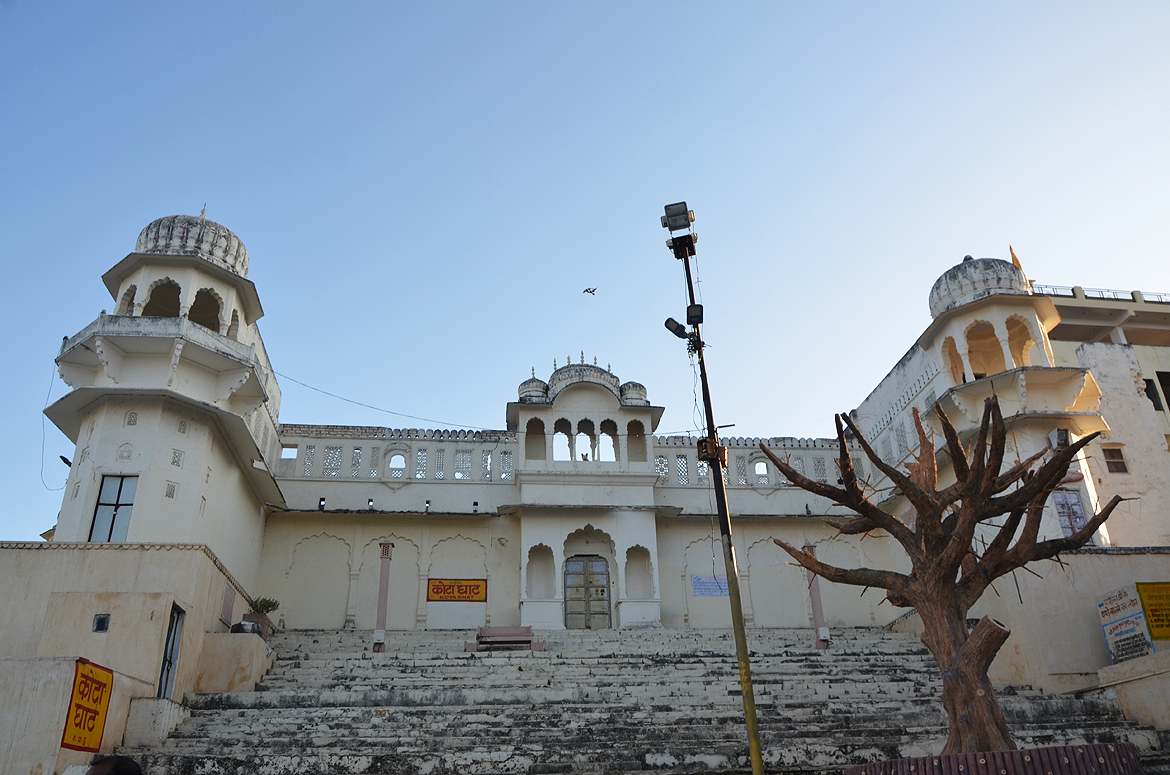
565;554;611;629
157;604;184;699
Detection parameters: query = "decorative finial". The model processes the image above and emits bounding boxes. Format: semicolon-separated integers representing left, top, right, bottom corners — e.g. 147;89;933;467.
200;204;206;220
593;356;597;365
580;351;584;364
567;354;571;367
553;359;557;369
607;363;611;373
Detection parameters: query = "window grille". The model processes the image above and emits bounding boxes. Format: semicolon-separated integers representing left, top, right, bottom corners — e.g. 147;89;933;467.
676;455;689;485
323;446;342;477
455;450;472;480
697;460;709;484
171;450;183;468
813;457;827;483
368;447;380;478
482;451;492;481
434;449;445;479
351;447;362;478
303;445;315;477
500;451;513;481
736;455;747;486
895;422;908;454
415;449;427;479
655;456;668;477
881;436;894;463
754;460;769;485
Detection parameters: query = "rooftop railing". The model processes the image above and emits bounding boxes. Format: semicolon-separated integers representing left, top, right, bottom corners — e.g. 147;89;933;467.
1031;285;1170;305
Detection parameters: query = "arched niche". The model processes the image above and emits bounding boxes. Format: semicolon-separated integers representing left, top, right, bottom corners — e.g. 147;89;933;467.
525;418;546;461
625;546;654;599
626;420;647;462
282;533;351;629
526;544;556;598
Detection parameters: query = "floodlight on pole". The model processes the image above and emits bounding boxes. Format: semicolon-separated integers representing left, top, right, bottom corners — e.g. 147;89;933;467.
658;201;764;775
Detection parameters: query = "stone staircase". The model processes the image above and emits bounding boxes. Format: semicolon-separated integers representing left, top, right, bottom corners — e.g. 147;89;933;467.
123;627;1165;775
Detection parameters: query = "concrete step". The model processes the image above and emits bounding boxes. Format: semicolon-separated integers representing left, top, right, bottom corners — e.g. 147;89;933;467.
117;626;1164;775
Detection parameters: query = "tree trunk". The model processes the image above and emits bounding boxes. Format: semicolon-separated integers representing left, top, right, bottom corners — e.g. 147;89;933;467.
918;603;1016;753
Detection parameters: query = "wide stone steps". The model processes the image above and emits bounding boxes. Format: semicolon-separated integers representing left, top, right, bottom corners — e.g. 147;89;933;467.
119;627;1163;775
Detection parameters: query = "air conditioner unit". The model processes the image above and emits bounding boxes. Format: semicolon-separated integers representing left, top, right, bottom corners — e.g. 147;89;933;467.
1048;428;1072;449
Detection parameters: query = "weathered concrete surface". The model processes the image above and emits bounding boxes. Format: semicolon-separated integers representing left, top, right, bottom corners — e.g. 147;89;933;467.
119;627;1164;775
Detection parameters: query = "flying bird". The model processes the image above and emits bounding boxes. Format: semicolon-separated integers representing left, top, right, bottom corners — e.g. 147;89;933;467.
583;287;597;295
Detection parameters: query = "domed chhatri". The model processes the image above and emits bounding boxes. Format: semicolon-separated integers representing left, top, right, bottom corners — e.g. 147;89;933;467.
136;214;249;277
928;257;1030;319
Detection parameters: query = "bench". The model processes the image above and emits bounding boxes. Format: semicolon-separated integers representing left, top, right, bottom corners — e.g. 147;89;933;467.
464;626;546;653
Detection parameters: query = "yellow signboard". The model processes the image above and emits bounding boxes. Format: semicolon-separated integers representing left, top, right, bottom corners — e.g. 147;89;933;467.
1136;582;1170;640
427;578;487;602
60;658;113;753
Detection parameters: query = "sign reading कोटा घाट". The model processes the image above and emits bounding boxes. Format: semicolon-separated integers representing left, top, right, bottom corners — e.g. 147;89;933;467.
1136;582;1170;641
427;579;487;602
60;658;114;752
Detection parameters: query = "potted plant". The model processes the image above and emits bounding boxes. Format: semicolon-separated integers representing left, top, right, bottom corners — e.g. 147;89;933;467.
241;597;279;641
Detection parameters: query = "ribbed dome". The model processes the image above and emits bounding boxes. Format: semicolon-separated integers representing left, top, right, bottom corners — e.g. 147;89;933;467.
928;257;1029;318
518;377;550;403
136;215;249;277
548;363;622;402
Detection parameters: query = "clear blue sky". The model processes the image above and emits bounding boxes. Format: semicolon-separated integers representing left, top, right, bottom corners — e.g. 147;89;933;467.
2;3;1168;541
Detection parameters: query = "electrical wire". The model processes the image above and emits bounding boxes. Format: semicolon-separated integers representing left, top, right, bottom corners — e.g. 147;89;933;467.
273;370;493;431
40;362;65;491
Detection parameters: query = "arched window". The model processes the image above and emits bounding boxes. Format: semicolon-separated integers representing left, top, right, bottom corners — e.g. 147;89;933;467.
1006;316;1035;368
598;419;618;462
525;418;546;461
576;419;596;462
388;454;406;479
553;418;572;461
965;321;1005;379
627;420;647;462
226;309;241;340
117;285;136;316
142;281;181;318
189;289;221;332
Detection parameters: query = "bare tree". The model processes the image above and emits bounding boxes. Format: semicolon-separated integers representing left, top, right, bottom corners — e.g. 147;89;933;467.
759;397;1121;754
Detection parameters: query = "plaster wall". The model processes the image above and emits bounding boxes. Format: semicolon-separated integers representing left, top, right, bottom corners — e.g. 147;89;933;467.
258;513;521;631
55;398;267;591
654;517;908;630
1072;343;1170;546
962;548;1170;694
0;656;154;775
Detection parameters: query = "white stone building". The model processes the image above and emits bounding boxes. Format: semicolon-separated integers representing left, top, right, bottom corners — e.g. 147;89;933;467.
3;216;1169;772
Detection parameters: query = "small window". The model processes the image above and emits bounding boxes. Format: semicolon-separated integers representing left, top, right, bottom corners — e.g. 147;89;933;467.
1102;448;1129;474
281;445;298;459
753;460;768;485
93;614;110;633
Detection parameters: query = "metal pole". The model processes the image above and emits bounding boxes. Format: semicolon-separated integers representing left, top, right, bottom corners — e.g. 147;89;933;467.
679;250;765;775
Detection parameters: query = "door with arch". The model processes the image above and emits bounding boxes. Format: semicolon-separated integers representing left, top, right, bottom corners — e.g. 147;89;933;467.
564;554;611;629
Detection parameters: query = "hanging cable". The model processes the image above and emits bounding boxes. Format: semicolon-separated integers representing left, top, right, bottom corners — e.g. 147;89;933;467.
40;362;65;491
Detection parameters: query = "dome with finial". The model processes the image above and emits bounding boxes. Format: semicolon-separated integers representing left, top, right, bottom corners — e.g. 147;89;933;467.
518;369;550;403
136;215;249;277
928;256;1029;319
